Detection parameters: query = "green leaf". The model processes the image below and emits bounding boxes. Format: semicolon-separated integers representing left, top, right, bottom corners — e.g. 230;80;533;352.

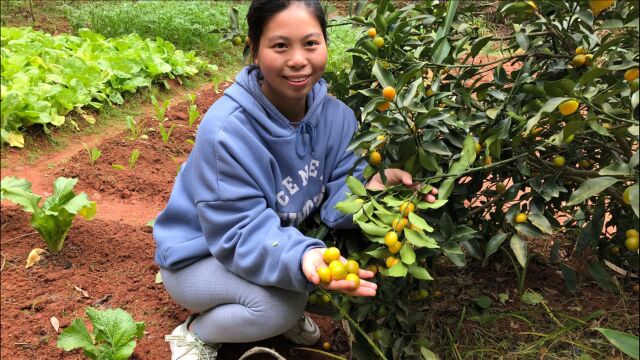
387;261;408;277
482;232;508;266
420;347;439;360
515;223;544;239
451;225;476;241
528;213;553;234
566;177;620;206
365;246;388;259
358;40;378;58
473;295;492;309
579;68;609;86
335;199;363;214
402;78;422;108
433;0;458;60
439;135;476;200
497;293;509;304
399;242;416;265
559;263;577;295
521;289;544;305
0;176;41;213
404;228;439;248
409;264;433;281
510;235;528;268
586;261;618;291
432;38;451;64
598;162;631;176
346;176;367;196
57;318;96;354
86;307;144;359
595;328;640;360
543;79;575;98
525;97;570;134
372;61;394;88
407;212;434;232
417;199;448;210
356;220;389;236
442;241;466;267
63;193;92;215
468;36;492;59
347;130;379;151
515;32;529;51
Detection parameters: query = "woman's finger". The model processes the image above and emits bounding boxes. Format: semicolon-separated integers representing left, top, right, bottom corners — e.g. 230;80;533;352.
358;269;375;279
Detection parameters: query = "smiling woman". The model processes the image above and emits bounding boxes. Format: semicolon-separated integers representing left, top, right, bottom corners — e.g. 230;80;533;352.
250;3;328;122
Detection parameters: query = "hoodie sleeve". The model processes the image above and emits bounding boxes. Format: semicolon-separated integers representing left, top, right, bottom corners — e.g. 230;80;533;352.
320;106;367;229
192;123;325;293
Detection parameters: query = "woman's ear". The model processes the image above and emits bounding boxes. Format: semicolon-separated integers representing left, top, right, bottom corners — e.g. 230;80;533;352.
247;40;258;65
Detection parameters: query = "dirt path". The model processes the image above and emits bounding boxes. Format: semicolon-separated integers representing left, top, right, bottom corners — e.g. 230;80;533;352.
1;82;222;226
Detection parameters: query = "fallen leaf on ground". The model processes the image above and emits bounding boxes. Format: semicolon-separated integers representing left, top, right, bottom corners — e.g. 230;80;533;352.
25;248;47;269
73;285;90;298
50;316;60;332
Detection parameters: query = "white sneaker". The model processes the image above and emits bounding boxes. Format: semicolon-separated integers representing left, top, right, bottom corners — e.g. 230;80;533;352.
283;313;321;345
165;315;220;360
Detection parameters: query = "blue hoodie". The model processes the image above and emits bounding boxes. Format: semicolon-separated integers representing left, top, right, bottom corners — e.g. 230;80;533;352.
153;66;365;293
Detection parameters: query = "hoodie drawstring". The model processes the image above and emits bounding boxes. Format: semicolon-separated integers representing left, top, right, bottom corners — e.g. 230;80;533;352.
295;120;315;158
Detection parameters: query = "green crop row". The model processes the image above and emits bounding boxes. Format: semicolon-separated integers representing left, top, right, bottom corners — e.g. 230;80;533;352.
0;26;214;147
61;0;357;73
61;0;250;68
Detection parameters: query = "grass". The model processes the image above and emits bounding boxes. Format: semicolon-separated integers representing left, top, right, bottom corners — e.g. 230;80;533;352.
326;21;360;74
0;0;71;33
419;282;639;359
61;0;249;70
59;0;357;73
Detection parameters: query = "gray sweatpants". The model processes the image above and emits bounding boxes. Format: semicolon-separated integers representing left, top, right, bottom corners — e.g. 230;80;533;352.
160;256;308;344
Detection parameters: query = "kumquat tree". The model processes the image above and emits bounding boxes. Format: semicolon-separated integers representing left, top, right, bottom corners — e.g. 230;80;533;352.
302;0;638;358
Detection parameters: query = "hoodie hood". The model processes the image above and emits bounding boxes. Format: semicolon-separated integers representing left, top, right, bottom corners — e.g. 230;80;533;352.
225;65;328;158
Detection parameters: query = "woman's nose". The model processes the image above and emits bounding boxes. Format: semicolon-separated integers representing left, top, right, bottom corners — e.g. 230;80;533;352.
287;49;308;68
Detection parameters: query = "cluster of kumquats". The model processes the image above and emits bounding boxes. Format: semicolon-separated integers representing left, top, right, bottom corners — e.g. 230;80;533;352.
317;247;362;289
383;189;439;268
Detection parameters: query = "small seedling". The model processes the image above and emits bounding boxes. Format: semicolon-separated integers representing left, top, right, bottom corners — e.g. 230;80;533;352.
151;95;174;143
187;93;200;127
150;94;169;122
57;307;145;359
82;143;101;165
128;149;140;169
126;116;148;140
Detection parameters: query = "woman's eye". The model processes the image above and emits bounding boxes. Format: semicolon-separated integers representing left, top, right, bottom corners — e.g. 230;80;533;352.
306;41;319;47
274;43;287;49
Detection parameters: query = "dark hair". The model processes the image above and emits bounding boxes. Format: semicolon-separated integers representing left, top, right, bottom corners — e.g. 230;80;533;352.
247;0;328;59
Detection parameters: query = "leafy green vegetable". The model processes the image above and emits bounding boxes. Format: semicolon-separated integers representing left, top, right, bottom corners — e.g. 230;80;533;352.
0;26;214;146
0;176;96;253
57;307;145;360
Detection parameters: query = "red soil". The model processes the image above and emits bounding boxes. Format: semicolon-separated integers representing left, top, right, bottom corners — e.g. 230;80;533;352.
1;82;347;359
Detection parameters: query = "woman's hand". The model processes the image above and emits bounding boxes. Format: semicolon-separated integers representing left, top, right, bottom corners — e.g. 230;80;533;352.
366;168;437;202
366;168;417;191
302;248;377;297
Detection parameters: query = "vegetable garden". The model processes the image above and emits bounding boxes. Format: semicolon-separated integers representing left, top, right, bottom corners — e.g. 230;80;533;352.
1;0;638;359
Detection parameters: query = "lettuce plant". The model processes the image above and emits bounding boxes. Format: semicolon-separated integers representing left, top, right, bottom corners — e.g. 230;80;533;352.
57;307;145;360
0;176;96;253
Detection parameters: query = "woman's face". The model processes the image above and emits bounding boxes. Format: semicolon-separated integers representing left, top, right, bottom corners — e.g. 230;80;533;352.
254;5;328;107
